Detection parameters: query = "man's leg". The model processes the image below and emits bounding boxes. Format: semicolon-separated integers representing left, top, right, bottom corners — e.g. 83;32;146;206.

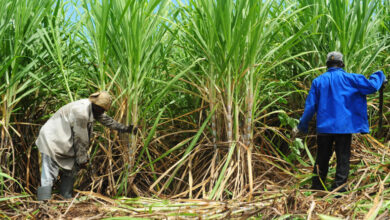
59;164;78;199
332;134;352;192
312;134;334;190
37;153;59;201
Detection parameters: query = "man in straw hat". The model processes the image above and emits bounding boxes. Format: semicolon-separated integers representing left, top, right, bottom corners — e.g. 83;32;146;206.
295;52;386;193
36;91;137;201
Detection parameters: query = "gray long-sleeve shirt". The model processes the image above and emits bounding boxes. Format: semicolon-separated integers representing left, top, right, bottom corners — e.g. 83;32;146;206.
36;99;127;170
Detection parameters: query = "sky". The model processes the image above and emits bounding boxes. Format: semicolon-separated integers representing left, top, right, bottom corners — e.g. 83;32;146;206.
65;0;182;23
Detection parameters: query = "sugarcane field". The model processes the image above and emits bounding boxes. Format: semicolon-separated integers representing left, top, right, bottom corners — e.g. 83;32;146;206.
1;0;390;219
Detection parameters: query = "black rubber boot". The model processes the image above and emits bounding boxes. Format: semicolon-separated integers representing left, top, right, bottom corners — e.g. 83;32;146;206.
310;183;326;191
331;185;347;193
37;186;52;201
59;175;74;199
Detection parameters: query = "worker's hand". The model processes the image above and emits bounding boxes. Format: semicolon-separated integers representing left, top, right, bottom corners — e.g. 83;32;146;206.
380;77;387;90
126;125;139;134
75;153;89;167
292;126;299;139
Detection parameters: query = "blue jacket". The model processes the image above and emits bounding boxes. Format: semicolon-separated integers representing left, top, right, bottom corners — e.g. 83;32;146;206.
298;68;386;134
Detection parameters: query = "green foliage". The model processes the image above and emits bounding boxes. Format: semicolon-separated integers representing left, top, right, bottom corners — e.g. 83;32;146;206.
0;0;389;212
278;111;299;129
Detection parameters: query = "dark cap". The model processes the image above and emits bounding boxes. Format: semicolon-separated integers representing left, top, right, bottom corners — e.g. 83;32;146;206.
326;51;343;63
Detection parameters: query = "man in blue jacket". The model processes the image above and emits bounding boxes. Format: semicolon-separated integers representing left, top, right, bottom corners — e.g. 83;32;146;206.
297;51;386;192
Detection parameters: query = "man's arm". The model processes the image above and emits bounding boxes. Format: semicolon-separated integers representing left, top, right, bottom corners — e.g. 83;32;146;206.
297;81;318;133
70;111;90;166
95;113;135;133
350;70;386;95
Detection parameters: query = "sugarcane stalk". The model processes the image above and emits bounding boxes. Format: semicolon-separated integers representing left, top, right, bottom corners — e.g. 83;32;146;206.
128;91;138;188
246;86;254;200
209;67;220;194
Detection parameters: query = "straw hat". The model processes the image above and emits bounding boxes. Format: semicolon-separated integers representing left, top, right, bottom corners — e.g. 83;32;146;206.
89;91;112;111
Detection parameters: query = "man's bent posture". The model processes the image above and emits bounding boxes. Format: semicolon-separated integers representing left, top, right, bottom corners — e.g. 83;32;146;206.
36;91;136;200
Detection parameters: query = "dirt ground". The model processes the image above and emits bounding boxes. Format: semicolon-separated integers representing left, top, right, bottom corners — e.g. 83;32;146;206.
2;187;389;220
2;191;266;219
2;136;389;219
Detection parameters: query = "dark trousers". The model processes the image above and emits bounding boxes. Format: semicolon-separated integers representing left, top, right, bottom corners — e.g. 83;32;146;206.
312;134;352;190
